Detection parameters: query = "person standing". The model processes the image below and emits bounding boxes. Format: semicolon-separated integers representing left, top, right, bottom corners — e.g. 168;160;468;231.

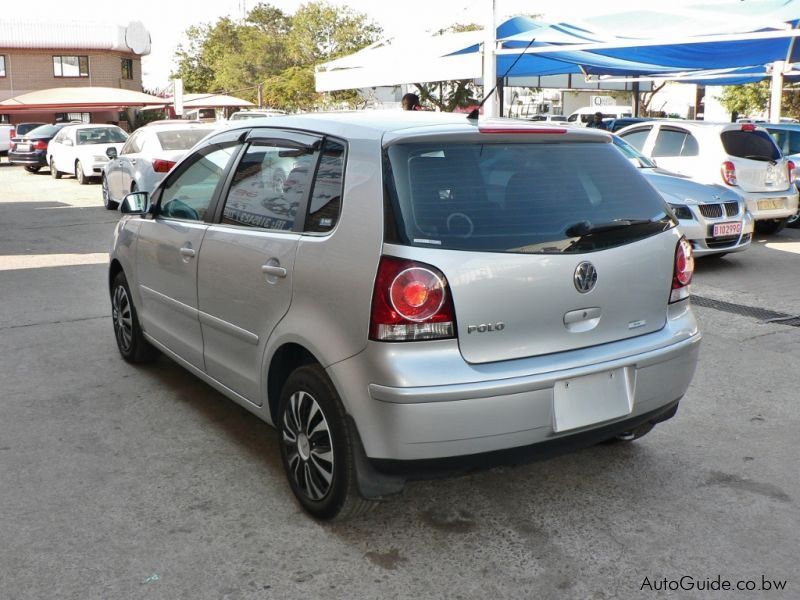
587;111;608;129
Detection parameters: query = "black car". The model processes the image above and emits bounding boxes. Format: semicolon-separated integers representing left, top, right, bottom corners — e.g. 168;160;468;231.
8;123;68;173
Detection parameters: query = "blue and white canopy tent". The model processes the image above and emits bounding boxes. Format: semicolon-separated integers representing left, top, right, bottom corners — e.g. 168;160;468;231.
314;1;800;118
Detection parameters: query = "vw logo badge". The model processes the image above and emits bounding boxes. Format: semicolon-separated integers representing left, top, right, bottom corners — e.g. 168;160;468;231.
574;262;597;293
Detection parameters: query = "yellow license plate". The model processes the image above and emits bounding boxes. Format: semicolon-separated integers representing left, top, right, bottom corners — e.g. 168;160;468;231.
757;199;783;210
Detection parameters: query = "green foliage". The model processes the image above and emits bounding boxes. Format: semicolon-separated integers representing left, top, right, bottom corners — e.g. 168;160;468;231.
718;82;770;117
170;1;382;110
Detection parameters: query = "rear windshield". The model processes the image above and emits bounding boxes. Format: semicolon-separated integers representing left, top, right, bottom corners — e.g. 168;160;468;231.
384;142;673;254
156;129;211;151
721;130;781;161
25;124;62;138
17;123;45;136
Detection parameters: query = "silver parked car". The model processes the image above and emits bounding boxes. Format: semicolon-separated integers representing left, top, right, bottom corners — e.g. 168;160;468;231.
108;113;701;520
612;135;753;258
102;123;216;210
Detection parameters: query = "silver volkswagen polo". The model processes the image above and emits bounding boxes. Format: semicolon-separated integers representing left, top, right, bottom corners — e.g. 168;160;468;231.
109;112;701;520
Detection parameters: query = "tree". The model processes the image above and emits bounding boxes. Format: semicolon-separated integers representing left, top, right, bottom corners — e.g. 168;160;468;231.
718;81;770;118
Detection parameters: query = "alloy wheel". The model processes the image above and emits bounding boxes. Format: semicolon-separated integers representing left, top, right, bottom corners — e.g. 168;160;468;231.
281;390;334;501
111;284;133;353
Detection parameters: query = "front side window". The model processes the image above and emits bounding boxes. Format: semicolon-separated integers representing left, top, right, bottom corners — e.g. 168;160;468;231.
384;142;672;254
53;55;89;77
619;128;650;151
121;58;133;80
0;55;6;77
221;142;314;231
159;144;238;222
120;130;144;155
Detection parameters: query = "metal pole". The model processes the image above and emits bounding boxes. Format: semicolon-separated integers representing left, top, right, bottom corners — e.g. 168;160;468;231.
770;60;784;122
483;0;497;117
258;83;263;109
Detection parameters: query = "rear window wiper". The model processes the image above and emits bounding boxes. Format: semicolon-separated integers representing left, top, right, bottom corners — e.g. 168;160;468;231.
565;218;652;237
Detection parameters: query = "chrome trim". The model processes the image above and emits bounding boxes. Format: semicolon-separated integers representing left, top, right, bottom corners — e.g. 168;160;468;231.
198;311;259;345
139;285;197;319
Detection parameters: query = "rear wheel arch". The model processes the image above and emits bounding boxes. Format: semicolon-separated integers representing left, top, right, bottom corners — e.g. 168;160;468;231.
267;343;319;424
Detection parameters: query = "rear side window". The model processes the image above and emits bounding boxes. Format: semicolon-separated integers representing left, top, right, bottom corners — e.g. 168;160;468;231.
652;129;698;157
305;139;345;233
221;142;314;231
768;129;800;155
384;142;672;254
722;130;781;161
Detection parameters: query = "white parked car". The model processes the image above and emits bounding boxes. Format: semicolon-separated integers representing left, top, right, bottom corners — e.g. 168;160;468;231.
102;123;216;210
617;121;799;234
612;136;752;258
48;124;128;184
228;109;287;121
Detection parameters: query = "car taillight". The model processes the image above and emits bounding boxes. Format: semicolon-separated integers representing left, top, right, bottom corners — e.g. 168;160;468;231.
152;159;176;173
369;256;456;341
788;160;796;185
34;140;48;151
670;237;694;303
721;161;737;185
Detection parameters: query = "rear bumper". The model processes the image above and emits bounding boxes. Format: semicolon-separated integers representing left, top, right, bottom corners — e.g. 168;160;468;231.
8;151;47;167
740;189;799;220
328;302;700;462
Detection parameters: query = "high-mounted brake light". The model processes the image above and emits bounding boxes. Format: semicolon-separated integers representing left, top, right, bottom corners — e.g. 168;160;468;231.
478;126;567;135
152;159;177;173
670;237;694;303
721;161;737;186
369;256;456;341
741;124;756;132
788;160;796;185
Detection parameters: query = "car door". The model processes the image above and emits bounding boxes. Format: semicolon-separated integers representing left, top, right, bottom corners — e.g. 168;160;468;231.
109;130;143;202
50;129;70;172
135;137;243;369
59;128;79;173
196;129;321;404
646;126;700;177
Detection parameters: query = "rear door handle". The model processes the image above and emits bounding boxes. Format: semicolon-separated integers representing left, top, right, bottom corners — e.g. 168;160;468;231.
261;265;287;278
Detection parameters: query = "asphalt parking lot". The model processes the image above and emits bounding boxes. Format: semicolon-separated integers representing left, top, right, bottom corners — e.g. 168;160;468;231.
1;158;798;599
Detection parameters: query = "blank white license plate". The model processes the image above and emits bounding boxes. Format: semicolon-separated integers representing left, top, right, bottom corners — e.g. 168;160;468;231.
757;199;783;210
553;368;633;432
15;144;30;152
712;222;742;237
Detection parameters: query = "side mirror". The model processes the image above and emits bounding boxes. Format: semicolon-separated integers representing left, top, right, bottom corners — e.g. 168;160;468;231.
106;147;118;160
120;191;151;215
63;138;74;147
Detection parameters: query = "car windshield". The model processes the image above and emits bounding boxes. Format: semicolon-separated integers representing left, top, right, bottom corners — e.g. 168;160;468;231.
76;127;128;145
156;129;212;151
721;130;781;161
384;141;672;254
612;136;657;168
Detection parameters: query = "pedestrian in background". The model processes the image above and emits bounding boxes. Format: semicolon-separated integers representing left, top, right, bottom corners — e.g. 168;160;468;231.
401;93;422;111
587;111;608;129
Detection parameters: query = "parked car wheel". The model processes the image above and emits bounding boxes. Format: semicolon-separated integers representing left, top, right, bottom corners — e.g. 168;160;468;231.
24;165;41;174
76;161;88;185
50;159;62;179
787;210;800;229
278;364;375;520
754;218;789;235
110;272;159;363
101;175;118;210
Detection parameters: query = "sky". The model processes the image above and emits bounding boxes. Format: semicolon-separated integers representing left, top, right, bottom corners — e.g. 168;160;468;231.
2;0;775;88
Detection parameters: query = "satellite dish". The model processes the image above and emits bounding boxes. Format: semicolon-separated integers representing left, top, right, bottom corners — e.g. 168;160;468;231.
125;21;151;55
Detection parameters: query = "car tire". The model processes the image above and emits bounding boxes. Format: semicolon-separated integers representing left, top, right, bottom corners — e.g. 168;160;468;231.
24;165;41;174
50;159;62;179
278;364;375;521
754;218;789;235
110;272;159;363
705;252;728;260
102;175;118;210
76;161;88;185
787;210;800;229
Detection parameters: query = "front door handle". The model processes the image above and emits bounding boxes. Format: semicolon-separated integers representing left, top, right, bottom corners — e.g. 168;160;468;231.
261;264;287;278
179;247;196;258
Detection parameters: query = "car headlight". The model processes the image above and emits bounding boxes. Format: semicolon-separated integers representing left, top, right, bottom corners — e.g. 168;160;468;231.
668;203;693;220
93;155;108;162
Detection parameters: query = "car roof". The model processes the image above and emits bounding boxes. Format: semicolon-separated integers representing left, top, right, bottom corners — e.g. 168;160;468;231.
217;111;610;143
61;123;124;131
761;123;800;131
138;123;216;132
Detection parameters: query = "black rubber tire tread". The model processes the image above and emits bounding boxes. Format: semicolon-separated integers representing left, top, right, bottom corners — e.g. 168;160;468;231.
111;272;159;363
102;176;118;210
50;159;62;179
787;211;800;229
754;218;788;235
278;364;376;521
24;165;41;173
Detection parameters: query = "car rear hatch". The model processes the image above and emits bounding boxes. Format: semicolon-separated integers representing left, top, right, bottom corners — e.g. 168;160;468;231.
382;124;678;364
721;126;790;192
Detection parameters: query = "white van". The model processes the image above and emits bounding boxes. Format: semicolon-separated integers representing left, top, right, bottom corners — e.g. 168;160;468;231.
0;124;12;154
568;106;633;126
